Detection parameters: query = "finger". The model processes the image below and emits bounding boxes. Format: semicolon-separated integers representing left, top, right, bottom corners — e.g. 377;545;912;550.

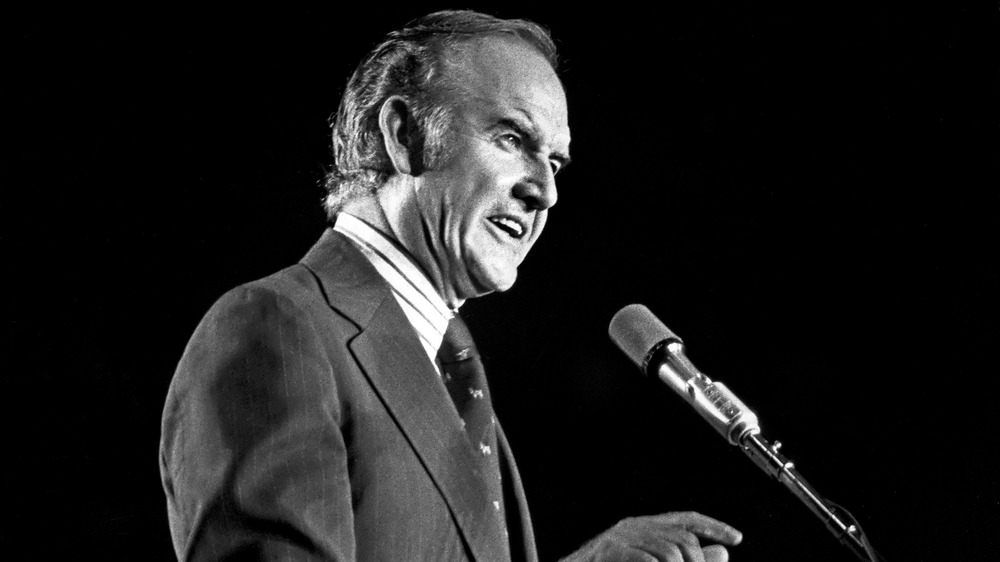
702;545;730;562
655;512;743;546
665;529;705;562
622;549;659;562
636;542;685;562
639;528;704;562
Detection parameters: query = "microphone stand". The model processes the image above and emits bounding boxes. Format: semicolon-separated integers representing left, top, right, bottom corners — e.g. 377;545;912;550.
740;432;878;561
650;341;883;561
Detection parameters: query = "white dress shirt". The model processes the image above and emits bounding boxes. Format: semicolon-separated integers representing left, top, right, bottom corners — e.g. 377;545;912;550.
333;213;454;370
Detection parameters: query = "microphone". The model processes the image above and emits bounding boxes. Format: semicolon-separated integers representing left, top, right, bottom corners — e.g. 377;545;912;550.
608;303;759;446
608;304;882;562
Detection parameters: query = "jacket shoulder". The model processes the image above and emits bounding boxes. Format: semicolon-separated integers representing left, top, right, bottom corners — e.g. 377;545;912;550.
218;263;328;315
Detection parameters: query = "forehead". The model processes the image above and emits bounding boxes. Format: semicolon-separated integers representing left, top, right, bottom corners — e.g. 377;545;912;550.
444;37;570;147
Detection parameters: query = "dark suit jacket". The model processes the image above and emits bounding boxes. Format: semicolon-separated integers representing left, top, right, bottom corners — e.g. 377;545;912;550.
160;228;538;561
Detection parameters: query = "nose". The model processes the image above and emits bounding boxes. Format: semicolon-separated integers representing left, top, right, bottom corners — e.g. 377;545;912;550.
513;158;558;211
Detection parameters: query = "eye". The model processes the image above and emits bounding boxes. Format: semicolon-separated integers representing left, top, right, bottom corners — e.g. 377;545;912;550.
497;132;523;150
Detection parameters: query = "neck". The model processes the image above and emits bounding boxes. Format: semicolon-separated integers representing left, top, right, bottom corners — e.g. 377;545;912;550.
341;183;465;309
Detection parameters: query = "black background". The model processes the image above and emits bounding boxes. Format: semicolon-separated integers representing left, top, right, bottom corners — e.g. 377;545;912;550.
7;3;998;560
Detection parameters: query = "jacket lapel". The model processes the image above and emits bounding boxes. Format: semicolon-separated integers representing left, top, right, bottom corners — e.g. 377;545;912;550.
302;228;508;561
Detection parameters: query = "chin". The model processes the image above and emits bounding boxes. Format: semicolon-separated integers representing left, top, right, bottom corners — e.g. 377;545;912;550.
468;264;518;296
491;277;517;293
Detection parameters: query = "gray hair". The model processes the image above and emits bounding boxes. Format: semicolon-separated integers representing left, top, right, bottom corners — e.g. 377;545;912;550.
323;10;559;217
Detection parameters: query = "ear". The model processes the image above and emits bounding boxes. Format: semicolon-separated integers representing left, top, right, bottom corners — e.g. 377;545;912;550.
378;95;421;176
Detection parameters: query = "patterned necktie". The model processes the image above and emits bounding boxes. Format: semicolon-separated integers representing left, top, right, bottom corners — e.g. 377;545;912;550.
438;314;510;554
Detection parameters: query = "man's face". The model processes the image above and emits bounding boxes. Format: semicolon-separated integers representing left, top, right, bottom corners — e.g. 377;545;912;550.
413;37;571;303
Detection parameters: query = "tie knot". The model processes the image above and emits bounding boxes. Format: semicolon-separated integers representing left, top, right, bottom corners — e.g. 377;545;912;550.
439;315;478;364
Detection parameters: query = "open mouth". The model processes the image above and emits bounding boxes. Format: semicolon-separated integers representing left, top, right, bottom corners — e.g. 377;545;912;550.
488;216;526;240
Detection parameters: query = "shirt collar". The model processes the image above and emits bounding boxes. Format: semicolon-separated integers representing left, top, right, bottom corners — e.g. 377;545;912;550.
333;212;454;359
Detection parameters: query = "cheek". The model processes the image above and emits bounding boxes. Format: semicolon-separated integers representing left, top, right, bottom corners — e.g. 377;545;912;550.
449;181;495;230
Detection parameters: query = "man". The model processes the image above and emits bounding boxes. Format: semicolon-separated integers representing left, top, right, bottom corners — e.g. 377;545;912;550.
160;10;742;561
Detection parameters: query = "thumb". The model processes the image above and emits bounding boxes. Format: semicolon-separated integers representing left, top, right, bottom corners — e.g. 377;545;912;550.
703;545;730;562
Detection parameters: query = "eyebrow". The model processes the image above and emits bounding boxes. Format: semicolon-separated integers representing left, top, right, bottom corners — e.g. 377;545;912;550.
495;116;572;170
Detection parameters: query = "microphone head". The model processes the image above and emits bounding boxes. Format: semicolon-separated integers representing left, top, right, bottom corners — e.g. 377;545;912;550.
608;304;682;372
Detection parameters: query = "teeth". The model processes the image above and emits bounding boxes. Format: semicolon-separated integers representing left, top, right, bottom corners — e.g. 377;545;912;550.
490;217;524;238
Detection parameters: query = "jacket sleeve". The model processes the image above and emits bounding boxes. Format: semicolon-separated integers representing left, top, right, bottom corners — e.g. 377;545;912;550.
160;283;356;561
